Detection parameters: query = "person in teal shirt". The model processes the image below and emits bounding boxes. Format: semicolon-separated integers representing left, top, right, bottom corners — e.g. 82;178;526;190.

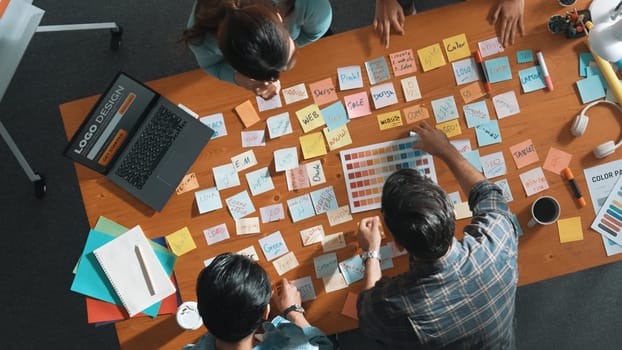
183;0;332;99
183;253;334;350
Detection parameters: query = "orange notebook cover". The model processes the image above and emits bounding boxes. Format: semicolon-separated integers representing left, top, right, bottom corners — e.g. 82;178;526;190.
0;0;10;19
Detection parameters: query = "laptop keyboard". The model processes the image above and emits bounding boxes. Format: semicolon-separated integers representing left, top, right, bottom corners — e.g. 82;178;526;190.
115;105;187;189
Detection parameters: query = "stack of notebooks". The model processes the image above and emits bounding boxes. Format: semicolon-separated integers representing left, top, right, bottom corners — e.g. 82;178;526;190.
71;216;181;324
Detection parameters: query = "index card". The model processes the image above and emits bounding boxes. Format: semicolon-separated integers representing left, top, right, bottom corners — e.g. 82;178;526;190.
231;150;258;172
300;225;325;246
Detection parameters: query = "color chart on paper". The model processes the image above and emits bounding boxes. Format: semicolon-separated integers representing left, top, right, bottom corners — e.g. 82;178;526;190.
591;175;622;247
339;137;437;213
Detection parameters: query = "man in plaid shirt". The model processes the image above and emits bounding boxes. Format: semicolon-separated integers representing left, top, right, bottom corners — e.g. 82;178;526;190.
356;121;518;349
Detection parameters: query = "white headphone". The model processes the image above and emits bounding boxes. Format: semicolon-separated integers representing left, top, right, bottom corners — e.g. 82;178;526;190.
570;99;622;159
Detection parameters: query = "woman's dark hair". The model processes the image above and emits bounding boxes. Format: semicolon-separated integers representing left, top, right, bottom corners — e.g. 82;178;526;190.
196;253;272;342
182;0;295;81
381;168;455;260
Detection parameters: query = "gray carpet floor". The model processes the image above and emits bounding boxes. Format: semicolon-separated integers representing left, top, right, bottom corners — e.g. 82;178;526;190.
1;0;621;349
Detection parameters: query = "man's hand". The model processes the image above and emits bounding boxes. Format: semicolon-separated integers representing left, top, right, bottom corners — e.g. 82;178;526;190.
272;278;310;327
234;72;281;99
374;0;406;48
411;121;459;161
357;216;383;252
489;0;525;47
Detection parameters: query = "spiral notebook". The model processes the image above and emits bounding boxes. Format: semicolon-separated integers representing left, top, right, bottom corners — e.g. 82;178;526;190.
93;225;176;317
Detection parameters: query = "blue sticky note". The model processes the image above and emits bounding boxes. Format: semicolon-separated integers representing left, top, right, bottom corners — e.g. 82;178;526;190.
258;231;289;261
511;213;523;237
195;187;223;214
485;56;512;83
313;253;338;278
463;100;490;128
431;96;460;123
310;186;338;214
576;75;606;104
338;255;365;284
266;112;293;139
518;66;546;93
245;167;275;196
586;66;608;90
225;190;256;220
321;101;349;131
200;113;227;139
475;120;502;147
516;50;534;64
579;52;595;77
379;245;394;270
337;65;364;91
462;150;482;171
287;193;316;222
364;56;391;85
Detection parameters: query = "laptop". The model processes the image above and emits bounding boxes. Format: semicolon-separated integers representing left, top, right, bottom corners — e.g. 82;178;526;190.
64;71;214;211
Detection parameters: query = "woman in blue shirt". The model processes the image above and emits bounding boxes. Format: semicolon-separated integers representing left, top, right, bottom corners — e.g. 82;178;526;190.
183;0;332;99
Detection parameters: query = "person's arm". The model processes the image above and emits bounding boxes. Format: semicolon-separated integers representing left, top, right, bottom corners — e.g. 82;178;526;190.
373;0;406;48
488;0;525;47
357;217;383;291
292;0;333;47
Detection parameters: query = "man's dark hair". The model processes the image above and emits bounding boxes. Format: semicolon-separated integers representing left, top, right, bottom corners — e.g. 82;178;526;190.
196;253;271;342
381;168;455;260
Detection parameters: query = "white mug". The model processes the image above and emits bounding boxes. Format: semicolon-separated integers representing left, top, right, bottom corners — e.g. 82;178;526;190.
527;196;561;228
176;301;203;330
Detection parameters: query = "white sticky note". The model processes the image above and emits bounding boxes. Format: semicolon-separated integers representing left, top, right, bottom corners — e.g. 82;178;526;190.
400;76;422;102
337;65;364;90
231;150;258;172
266;112;293;139
200;113;228;139
322;271;348;293
370;82;399;109
256;94;282;112
300;225;325;246
326;205;353;226
241;130;266;147
480;151;507;179
259;204;285;223
274;147;299;172
290;276;317;302
322;232;346;252
492;91;520;119
245;167;275;196
258;231;289;261
235;217;260;235
478;37;504;57
305;160;326;186
519;166;549;196
195;187;223;214
314;252;339;278
273;252;299;276
282;83;309;105
454;202;473;220
204;223;230;245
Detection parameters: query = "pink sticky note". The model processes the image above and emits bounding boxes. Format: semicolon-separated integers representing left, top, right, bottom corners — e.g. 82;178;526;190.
519;167;549;196
204;223;230;245
344;91;371;119
389;49;417;77
309;78;338;106
341;292;359;320
543;147;572;175
509;139;539;169
260;204;285;223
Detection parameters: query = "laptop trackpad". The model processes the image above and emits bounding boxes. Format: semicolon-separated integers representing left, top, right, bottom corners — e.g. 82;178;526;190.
157;150;183;187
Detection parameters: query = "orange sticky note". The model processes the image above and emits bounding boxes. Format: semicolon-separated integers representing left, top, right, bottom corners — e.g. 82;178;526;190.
460;81;487;103
234;100;261;128
341;292;359;320
417;43;446;72
389;49;417;77
509;139;539;169
377;110;403;130
543;147;572;175
175;172;199;195
309;78;339;106
436;119;462;138
442;33;471;62
403;104;430;124
299;132;327;159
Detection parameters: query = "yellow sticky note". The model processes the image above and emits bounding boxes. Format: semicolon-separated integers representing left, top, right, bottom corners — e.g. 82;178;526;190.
296;104;325;133
165;227;196;256
377;110;403;130
403;104;429;124
442;33;471;62
323;124;352;151
557;217;584;243
436;119;462;138
234;100;261;128
299;132;327;159
417;43;446;72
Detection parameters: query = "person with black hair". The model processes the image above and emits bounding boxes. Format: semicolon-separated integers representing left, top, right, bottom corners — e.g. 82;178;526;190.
183;253;334;350
183;0;332;99
356;121;518;349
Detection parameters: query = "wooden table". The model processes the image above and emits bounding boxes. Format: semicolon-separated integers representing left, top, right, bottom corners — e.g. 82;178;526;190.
60;0;622;348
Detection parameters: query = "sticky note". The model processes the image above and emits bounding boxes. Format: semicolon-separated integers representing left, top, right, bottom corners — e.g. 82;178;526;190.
300;225;325;246
337;65;364;90
326;205;353;226
234;100;261;128
558;217;584;243
305;160;326;186
322;271;348;292
266;112;293;139
241;130;266;147
389;49;417;76
237;245;260;261
463;100;490;128
451;139;472;153
576;75;606;103
258;231;289;261
494;178;514;202
400;76;422;102
323;124;353;151
519;166;549;196
195;187;223;214
322;232;347;252
463;150;483;171
225;190;256;220
299;132;327;159
492;91;520;119
287;194;316;222
200;113;227;139
176;172;199;195
579;52;595;77
256;94;282;112
235;217;260;235
543;147;572;175
443;33;470;62
204;223;230;245
478;37;504;57
377;110;403;130
518;66;546;93
296;104;325;133
403;104;429;124
370;82;398;109
310;186;338;214
286;165;310;190
435;119;462;138
339;255;365;284
290;276;317;302
480;151;507;179
309;77;338;106
341;292;359;320
344;91;372;119
259;204;285;223
212;163;240;190
454;202;473;220
274;147;299;172
517;50;534;63
379;245;394;270
485;56;512;83
231;150;258;172
245;167;274;196
281;83;309;105
586;66;608;90
273;252;299;276
314;252;339;278
475;120;502;146
165;227;196;256
321;101;349;131
431;95;459;123
452;57;480;85
417;43;446;72
365;56;391;85
509;139;539;169
460;81;487;104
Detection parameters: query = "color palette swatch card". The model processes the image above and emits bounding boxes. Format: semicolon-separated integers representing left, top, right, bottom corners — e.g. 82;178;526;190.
339;138;437;213
591;175;622;246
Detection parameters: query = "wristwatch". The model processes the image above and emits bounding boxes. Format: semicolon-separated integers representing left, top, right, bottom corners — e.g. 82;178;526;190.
283;304;305;318
360;250;381;264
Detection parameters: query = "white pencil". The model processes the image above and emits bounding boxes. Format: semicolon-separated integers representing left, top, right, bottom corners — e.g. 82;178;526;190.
135;244;157;296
